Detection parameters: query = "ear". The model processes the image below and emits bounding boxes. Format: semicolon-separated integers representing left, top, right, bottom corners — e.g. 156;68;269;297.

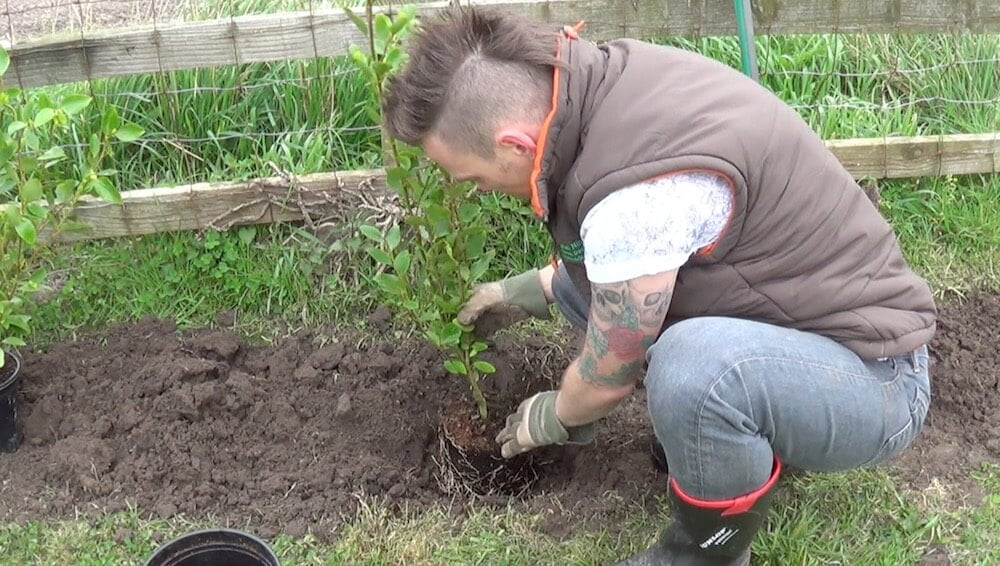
497;128;537;156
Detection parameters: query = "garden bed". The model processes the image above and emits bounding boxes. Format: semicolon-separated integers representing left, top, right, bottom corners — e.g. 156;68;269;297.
0;294;996;539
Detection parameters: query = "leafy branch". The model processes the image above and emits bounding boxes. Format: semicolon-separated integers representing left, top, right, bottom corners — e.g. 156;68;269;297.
344;3;497;420
0;44;144;367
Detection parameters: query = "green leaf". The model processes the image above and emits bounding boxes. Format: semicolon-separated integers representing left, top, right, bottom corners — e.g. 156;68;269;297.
473;360;496;374
441;322;463;346
386;167;407;193
425;204;450;236
26;202;47;219
7;314;30;333
387;53;410;78
471;256;491;281
348;45;368;68
1;202;18;224
15;217;36;245
0;141;14;164
7;121;26;136
18;156;38;176
386;225;401;250
23;130;39;151
102;107;121;134
39;145;66;162
465;231;487;258
393;250;411;276
375;273;405;296
34;108;56;127
390;9;413;34
88;133;101;160
366;247;393;266
237;226;256;246
54;180;75;203
374;14;392;53
443;359;468;375
115;123;144;142
19;177;42;202
56;219;90;234
396;152;412;170
402;299;419;311
90;177;122;204
60;94;92;115
0;45;9;76
458;202;480;223
342;6;369;35
424;328;442;347
358;224;383;243
470;341;489;355
2;337;26;348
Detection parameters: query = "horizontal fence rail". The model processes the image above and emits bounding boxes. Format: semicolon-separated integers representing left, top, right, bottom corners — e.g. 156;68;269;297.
4;0;1000;89
58;133;1000;243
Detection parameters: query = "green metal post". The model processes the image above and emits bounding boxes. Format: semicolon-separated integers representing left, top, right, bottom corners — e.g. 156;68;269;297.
733;0;760;81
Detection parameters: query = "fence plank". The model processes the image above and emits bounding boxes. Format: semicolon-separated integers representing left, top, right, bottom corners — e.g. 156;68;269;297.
5;0;998;89
58;169;386;242
59;134;998;243
827;134;1000;179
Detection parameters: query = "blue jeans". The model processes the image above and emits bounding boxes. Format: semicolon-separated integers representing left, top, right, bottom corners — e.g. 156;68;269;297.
553;265;931;500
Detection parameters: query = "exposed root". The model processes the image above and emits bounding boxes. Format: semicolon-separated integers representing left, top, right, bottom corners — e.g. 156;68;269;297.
433;423;540;499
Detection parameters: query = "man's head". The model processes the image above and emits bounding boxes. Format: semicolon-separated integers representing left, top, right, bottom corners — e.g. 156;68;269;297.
383;8;557;199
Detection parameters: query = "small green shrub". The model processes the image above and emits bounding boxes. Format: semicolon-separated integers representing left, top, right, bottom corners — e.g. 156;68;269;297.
344;3;497;420
0;45;144;366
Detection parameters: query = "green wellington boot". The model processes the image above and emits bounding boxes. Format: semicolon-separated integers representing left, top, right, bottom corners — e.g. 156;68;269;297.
612;459;781;566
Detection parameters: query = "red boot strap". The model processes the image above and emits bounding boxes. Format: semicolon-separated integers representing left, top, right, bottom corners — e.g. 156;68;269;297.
670;457;782;517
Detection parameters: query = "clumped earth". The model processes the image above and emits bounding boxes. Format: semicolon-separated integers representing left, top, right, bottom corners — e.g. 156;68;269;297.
891;291;1000;499
0;294;996;539
0;312;658;539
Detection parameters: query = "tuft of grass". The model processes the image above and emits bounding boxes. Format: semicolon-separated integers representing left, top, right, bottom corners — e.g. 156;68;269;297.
880;174;1000;296
37;55;380;192
30;224;379;342
0;467;995;565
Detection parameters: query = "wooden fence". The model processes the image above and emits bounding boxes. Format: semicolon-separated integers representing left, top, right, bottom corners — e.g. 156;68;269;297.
62;134;999;242
5;0;999;90
2;0;998;242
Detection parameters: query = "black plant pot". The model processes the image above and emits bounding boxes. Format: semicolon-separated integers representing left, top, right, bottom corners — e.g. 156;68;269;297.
0;351;23;454
145;529;280;566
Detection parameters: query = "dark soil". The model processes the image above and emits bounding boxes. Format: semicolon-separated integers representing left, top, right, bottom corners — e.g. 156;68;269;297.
0;294;996;539
0;312;658;539
890;292;1000;501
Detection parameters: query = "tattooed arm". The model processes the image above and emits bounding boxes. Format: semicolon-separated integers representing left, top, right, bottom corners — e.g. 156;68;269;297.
554;269;677;427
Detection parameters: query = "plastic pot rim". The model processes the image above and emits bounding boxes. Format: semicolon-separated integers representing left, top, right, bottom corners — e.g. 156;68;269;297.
0;351;20;392
144;528;279;566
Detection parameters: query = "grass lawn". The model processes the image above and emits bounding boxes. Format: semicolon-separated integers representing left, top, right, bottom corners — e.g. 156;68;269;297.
2;2;999;564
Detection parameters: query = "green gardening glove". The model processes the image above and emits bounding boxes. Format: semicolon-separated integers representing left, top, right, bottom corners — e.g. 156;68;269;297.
495;391;597;458
457;268;552;338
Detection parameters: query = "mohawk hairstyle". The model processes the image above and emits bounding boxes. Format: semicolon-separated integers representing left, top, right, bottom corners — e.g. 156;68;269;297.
382;7;560;156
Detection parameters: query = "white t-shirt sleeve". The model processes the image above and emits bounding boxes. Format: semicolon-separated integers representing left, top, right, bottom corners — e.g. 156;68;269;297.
579;172;734;284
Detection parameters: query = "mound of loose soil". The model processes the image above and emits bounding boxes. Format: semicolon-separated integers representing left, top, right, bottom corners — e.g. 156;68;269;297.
890;292;1000;499
0;314;658;538
0;294;996;538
